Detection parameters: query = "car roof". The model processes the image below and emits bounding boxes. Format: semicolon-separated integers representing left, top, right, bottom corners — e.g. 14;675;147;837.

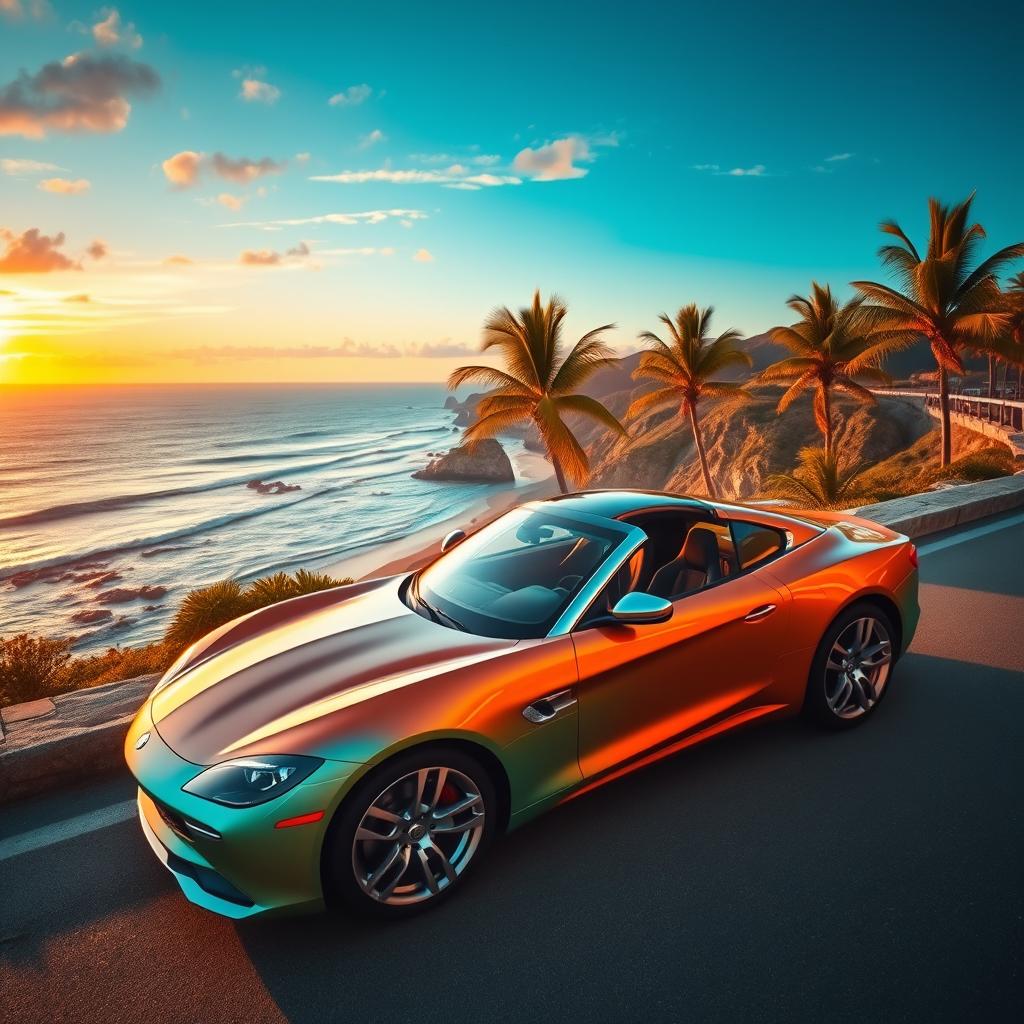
536;489;825;544
538;489;718;520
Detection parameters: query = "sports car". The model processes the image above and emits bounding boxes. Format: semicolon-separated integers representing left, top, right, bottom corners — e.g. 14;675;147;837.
125;489;920;919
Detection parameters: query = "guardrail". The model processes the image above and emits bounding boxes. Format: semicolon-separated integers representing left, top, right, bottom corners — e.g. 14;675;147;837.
875;389;1024;432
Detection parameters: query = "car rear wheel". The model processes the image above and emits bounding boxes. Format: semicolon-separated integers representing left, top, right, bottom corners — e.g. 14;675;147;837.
322;746;496;917
805;603;895;730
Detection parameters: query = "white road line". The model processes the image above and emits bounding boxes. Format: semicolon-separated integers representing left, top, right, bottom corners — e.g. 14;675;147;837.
918;509;1024;557
0;799;137;862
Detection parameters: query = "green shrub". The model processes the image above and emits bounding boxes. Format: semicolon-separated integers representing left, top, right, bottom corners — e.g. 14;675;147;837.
937;449;1013;483
56;641;175;692
163;579;250;651
0;633;72;706
164;569;352;652
244;571;301;606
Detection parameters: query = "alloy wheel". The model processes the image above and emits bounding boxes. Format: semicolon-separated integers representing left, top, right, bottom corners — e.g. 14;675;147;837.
351;766;486;905
824;616;893;719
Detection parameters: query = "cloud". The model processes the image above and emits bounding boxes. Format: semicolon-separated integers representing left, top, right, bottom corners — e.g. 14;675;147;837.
328;84;371;107
38;176;90;194
359;128;386;149
721;164;766;176
315;247;393;257
217;193;246;211
0;53;159;138
0;227;80;272
172;338;473;361
415;341;473;357
163;254;193;266
444;172;522;191
239;248;281;266
210;153;286;183
2;157;65;174
64;292;90;302
239;78;280;104
92;8;142;49
693;162;768;177
513;136;597;181
825;152;853;162
239;240;312;266
0;1;51;20
294;151;310;163
86;239;107;259
413;248;434;262
162;149;202;186
408;152;501;167
219;209;427;230
311;167;520;188
162;151;286;187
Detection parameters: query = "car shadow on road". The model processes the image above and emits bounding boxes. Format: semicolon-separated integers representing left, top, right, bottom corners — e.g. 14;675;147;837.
232;652;1024;1024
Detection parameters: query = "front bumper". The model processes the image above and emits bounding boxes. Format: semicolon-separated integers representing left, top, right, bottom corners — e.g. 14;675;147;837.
126;701;359;919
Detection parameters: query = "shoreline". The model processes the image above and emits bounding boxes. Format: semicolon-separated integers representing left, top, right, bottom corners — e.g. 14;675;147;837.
322;449;556;581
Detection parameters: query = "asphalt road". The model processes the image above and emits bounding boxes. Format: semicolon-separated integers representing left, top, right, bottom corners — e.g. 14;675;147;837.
2;511;1022;1024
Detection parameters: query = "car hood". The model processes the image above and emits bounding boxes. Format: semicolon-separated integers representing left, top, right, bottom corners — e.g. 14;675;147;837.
151;576;518;764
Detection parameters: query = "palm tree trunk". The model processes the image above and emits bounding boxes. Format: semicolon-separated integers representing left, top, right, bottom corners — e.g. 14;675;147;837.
988;355;995;399
686;402;717;499
822;385;834;458
550;453;568;494
938;365;952;467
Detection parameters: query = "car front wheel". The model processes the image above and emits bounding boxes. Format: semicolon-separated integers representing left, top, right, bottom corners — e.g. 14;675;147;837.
805;602;896;729
322;746;496;917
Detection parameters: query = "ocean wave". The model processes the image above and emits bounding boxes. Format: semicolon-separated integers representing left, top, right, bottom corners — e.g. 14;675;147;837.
0;488;334;579
0;442;428;529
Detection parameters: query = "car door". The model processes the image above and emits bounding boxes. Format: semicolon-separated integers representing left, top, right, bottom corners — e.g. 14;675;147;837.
572;566;791;779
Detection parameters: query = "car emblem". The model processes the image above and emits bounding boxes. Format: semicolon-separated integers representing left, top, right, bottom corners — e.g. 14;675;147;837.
135;731;151;750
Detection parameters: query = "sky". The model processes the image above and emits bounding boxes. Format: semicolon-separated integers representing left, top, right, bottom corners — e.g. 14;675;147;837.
1;0;1022;384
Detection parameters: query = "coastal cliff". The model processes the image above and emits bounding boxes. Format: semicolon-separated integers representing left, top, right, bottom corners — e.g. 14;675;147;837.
442;334;989;499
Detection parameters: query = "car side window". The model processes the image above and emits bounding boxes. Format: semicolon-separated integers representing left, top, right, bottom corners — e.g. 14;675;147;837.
729;520;787;570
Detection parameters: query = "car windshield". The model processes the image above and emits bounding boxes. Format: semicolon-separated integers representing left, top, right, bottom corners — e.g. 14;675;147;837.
408;506;631;639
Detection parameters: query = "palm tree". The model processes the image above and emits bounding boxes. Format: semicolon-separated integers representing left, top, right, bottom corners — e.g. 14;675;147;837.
627;304;751;499
757;282;903;457
1005;272;1024;401
448;291;625;493
766;446;866;511
852;193;1024;466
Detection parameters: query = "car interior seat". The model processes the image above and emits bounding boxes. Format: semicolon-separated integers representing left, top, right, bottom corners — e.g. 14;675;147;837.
648;526;723;599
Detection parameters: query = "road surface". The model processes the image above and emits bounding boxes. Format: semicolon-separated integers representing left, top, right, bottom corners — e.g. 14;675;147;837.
2;510;1022;1024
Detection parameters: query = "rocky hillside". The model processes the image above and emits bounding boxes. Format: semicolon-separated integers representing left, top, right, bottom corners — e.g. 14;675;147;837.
444;331;994;500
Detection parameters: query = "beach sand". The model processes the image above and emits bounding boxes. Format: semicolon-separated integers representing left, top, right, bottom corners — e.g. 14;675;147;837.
323;449;557;582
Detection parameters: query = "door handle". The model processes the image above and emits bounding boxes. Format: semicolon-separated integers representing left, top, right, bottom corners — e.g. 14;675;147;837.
522;688;577;724
744;604;777;622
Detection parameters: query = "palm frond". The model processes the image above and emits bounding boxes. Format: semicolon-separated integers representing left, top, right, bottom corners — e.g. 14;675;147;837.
554;394;627;435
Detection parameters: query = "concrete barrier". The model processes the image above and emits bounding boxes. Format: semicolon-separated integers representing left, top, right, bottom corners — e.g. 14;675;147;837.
854;473;1024;538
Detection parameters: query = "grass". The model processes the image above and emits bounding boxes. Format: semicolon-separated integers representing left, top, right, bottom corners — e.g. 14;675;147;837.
853;432;1015;503
0;568;353;708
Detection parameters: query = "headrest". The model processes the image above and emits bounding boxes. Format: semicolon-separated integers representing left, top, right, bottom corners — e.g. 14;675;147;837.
681;527;719;569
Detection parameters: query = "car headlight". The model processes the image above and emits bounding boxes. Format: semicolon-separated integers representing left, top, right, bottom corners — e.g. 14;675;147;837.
182;754;324;807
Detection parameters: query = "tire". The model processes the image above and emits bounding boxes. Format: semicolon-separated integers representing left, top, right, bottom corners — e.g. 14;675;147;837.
322;745;498;918
804;602;897;731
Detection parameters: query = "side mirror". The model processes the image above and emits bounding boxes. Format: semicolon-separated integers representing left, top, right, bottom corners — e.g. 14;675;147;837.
440;529;466;553
610;591;673;625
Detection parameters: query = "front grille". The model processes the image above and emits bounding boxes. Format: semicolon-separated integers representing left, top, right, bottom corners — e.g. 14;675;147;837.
148;793;221;843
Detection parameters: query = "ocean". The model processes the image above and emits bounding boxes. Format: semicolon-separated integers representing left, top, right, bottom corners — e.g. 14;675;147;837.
0;384;538;652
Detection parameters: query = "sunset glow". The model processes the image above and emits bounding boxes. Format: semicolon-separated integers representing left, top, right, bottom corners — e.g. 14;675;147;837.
1;1;1020;385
